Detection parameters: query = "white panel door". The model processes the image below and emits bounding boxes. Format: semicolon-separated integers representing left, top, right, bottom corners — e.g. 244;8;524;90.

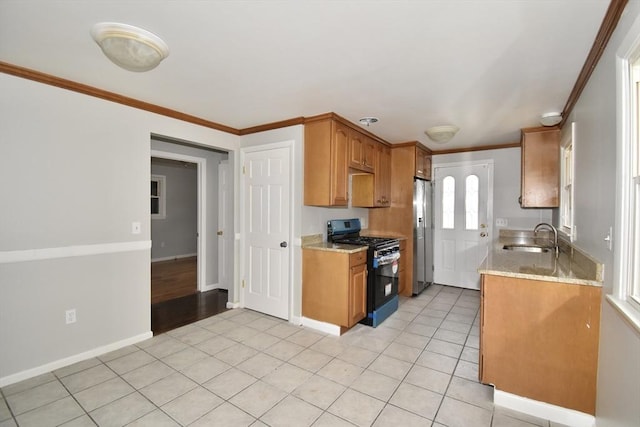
243;146;290;319
433;162;492;290
217;160;231;290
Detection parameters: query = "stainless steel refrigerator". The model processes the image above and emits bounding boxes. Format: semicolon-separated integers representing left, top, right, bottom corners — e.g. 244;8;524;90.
413;178;433;295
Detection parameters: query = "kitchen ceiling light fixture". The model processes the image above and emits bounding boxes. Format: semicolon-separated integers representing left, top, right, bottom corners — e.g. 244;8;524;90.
425;125;459;143
358;117;379;127
540;112;562;126
91;22;169;72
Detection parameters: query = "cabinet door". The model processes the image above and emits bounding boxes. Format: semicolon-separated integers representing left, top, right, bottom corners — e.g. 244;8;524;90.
348;263;367;327
374;143;391;206
331;121;350;206
363;137;376;172
521;128;560;207
348;131;375;172
415;147;431;179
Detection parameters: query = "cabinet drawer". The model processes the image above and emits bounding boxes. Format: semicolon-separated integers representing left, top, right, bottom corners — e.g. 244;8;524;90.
350;250;367;266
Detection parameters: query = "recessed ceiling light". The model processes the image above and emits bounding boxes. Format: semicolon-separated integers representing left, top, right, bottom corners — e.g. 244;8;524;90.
359;117;379;127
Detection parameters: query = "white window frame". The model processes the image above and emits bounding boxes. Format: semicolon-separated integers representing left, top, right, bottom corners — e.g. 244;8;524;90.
559;122;575;241
610;16;640;332
151;174;166;220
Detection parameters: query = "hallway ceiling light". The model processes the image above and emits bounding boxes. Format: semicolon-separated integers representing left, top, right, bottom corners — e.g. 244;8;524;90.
91;22;169;72
425;125;459;143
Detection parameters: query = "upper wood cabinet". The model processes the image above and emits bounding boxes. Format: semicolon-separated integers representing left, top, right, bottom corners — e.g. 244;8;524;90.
349;133;375;172
415;146;432;180
305;113;390;208
352;142;392;207
520;127;560;208
304;118;349;206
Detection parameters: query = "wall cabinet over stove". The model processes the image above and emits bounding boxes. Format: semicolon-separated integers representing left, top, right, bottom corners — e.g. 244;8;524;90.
302;248;367;330
304;113;391;208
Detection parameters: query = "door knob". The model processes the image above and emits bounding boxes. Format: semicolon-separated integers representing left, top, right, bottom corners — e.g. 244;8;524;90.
480;232;488;237
280;241;288;248
217;230;223;236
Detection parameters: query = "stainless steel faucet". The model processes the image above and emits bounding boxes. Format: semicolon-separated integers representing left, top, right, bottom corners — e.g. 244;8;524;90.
534;222;559;257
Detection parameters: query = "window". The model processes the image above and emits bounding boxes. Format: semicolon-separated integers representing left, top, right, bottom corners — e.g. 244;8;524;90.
151;175;166;219
442;176;455;229
628;56;640;308
560;123;575;239
611;20;640;331
465;175;479;230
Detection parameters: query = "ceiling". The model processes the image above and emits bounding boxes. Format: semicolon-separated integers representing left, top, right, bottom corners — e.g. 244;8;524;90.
0;1;610;150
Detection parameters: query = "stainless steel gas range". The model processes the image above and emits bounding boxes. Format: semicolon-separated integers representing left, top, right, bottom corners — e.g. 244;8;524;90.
327;219;400;327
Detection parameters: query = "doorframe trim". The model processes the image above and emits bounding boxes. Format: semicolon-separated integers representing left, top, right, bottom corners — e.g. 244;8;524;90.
151;150;208;292
240;140;295;319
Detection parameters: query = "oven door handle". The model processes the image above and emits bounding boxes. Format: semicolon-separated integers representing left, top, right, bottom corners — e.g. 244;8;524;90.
374;252;401;267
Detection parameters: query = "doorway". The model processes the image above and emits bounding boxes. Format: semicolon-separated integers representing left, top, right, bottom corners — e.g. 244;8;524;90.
149;138;233;334
433;160;494;290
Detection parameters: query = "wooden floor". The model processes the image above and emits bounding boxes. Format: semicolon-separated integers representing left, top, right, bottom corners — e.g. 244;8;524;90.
151;256;198;304
151;256;228;335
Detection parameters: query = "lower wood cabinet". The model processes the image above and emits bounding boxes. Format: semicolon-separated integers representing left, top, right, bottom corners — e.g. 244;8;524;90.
302;248;367;329
480;274;601;415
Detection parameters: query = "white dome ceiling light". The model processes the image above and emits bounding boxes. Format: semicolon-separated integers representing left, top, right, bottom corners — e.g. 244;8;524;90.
425;125;459;143
540;112;562;127
91;22;169;72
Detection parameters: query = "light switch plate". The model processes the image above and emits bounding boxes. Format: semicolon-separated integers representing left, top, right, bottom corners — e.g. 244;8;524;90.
131;222;141;234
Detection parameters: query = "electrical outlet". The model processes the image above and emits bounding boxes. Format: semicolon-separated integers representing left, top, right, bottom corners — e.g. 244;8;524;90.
496;218;508;227
65;309;76;324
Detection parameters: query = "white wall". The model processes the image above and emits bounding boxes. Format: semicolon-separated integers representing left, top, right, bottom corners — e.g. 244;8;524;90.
150;159;198;261
433;147;552;234
0;73;239;385
566;2;640;426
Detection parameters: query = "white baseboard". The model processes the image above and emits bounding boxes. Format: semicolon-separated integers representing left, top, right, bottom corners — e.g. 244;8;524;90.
226;301;241;309
301;317;341;336
151;253;197;263
494;390;595;427
0;331;153;388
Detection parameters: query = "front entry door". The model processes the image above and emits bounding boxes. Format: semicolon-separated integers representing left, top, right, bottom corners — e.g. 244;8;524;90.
433;162;493;290
243;144;291;319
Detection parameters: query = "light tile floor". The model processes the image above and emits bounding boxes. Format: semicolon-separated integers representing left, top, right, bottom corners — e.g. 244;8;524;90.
0;285;569;427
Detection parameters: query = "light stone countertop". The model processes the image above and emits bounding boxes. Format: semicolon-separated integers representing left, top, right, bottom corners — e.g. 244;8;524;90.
478;230;603;287
301;234;368;254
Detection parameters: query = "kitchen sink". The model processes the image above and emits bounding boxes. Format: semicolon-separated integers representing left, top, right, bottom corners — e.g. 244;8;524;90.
502;244;550;253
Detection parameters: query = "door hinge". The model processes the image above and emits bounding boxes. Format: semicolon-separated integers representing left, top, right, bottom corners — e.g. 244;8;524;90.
242;279;245;288
242;165;246;175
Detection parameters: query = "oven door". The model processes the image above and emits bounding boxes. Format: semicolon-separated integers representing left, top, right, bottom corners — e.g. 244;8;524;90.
373;252;400;308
